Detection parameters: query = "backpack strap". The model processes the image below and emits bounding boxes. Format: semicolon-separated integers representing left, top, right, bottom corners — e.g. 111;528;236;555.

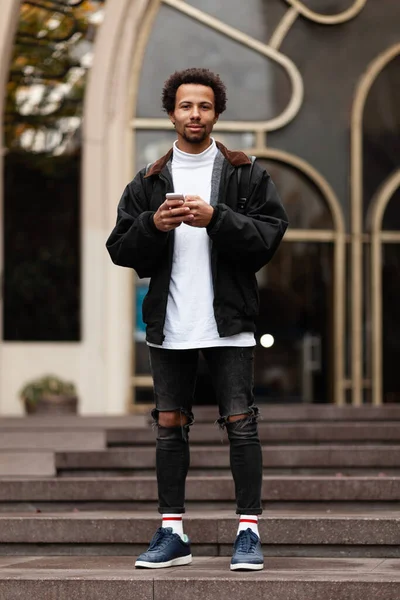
237;155;256;213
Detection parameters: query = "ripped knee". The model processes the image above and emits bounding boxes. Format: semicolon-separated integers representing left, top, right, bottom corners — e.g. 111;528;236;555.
228;413;247;423
216;406;260;439
151;408;194;442
158;411;188;428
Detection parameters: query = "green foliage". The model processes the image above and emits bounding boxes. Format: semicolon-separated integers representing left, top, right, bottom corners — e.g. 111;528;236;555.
20;374;77;405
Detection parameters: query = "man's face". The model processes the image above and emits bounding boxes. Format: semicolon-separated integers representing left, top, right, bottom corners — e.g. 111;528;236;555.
169;84;219;153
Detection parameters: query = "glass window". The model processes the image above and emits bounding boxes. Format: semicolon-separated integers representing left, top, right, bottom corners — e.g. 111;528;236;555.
258;159;334;230
3;0;105;341
254;242;334;404
268;0;400;229
382;245;400;402
363;55;400;226
131;0;400;407
136;4;291;122
383;192;400;231
184;0;288;44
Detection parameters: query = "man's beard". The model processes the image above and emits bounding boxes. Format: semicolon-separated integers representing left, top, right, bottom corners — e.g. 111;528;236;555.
183;128;207;144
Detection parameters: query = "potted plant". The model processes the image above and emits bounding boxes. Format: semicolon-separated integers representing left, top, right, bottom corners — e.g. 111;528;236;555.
20;375;78;415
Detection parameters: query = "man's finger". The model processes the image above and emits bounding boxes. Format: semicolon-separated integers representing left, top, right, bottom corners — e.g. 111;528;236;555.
166;199;185;208
164;207;190;218
184;200;198;209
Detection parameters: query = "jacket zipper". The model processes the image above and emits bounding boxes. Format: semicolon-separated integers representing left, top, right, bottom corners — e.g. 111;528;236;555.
211;162;235;337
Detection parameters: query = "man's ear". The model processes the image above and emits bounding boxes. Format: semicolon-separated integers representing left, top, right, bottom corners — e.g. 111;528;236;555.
214;114;219;124
168;112;175;126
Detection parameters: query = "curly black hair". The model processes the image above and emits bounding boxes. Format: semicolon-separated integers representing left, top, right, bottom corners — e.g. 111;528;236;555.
162;68;227;115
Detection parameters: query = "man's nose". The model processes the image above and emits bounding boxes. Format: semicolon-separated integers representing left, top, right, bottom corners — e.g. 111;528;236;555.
190;106;201;119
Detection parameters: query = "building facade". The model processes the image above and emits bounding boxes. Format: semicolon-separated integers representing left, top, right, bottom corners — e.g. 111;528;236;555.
1;0;399;414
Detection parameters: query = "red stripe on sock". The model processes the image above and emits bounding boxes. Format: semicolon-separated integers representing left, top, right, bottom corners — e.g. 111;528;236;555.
240;519;258;524
162;517;182;521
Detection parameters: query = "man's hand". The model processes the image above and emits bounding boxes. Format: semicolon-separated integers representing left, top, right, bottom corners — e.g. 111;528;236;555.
184;196;214;228
153;198;194;232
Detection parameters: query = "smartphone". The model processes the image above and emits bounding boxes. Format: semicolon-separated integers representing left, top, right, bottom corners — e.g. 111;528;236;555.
166;193;185;201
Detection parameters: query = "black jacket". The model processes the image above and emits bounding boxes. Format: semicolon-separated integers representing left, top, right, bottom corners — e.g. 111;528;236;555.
106;142;288;345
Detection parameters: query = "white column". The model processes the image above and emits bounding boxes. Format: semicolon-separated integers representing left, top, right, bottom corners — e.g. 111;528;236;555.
82;0;151;413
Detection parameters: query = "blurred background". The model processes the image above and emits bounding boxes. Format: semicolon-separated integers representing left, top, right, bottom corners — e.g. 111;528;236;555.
0;0;399;415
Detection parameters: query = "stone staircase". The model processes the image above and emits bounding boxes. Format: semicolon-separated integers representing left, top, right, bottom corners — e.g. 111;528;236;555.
1;406;400;599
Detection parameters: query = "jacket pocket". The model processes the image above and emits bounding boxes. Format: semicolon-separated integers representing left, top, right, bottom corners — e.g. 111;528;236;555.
225;266;259;317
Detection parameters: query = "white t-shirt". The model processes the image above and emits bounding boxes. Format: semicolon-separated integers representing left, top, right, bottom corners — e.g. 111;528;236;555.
149;139;255;350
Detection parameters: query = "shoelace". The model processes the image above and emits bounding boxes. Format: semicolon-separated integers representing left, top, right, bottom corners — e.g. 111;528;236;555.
236;530;258;554
148;527;174;551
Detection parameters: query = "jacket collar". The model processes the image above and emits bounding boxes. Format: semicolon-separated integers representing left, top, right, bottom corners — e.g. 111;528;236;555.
144;141;251;178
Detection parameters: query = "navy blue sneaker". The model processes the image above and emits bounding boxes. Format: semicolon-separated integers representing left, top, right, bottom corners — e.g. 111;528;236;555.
230;528;264;571
135;527;192;569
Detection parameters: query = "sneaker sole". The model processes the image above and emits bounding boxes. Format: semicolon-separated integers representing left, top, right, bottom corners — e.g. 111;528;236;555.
230;562;264;571
135;554;192;569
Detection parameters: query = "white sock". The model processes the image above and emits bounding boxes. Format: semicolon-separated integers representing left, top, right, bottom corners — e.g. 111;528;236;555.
162;514;185;539
237;515;260;538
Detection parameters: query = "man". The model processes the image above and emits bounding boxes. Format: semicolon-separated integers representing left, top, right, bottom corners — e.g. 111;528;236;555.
106;68;288;571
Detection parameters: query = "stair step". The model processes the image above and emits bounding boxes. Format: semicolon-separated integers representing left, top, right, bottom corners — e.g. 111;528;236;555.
55;445;400;471
0;510;399;550
0;431;106;451
57;468;400;477
0;416;146;430
1;476;400;502
1;556;400;600
192;404;400;422
107;422;400;445
0;453;55;477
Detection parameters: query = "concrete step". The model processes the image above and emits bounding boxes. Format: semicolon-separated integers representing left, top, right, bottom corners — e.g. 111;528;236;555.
55;445;400;475
107;422;400;445
0;452;55;477
57;467;400;477
0;509;399;557
1;556;400;600
0;431;106;451
191;403;400;422
0;416;146;429
1;476;400;504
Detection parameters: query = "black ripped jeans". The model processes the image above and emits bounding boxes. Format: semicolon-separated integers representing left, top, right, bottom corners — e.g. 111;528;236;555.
149;346;263;515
